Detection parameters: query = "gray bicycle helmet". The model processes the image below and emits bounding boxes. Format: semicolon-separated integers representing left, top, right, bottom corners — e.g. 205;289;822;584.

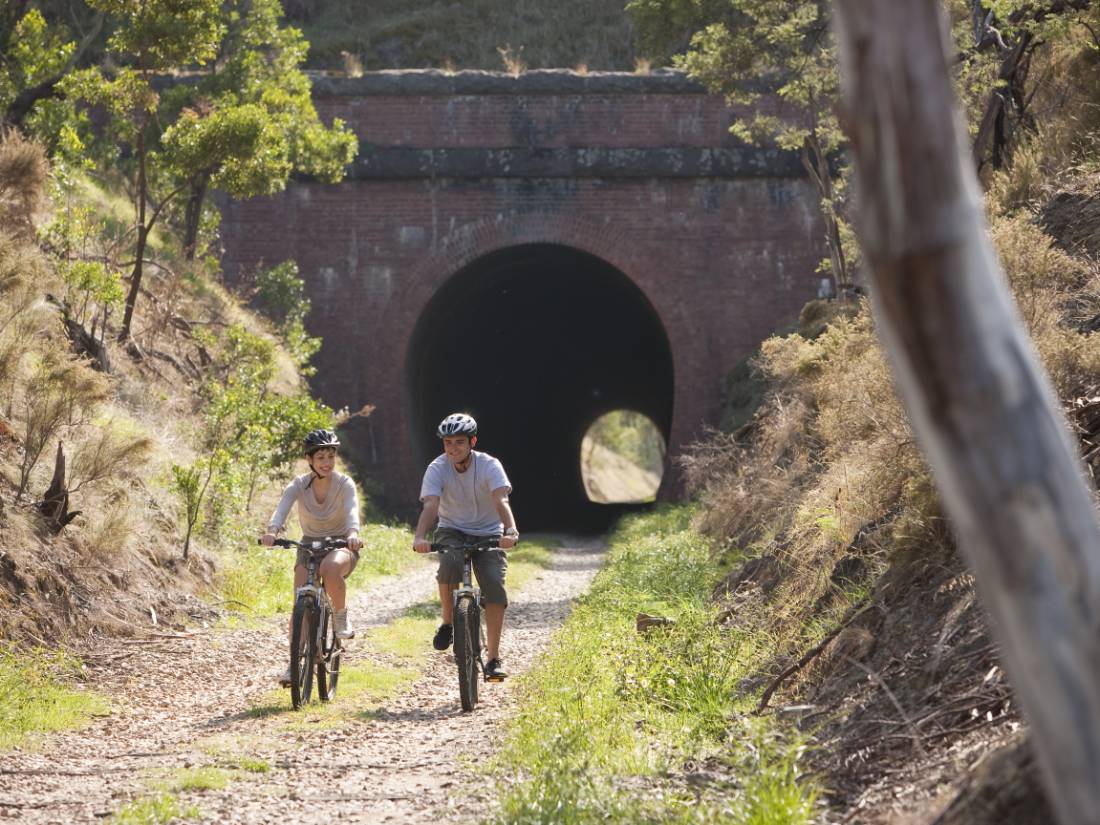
303;428;341;454
436;413;477;439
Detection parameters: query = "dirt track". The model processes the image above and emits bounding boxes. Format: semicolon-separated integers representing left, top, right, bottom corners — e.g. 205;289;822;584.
0;538;606;823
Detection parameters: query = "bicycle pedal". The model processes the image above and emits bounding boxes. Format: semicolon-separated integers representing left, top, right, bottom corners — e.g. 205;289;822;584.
485;674;506;683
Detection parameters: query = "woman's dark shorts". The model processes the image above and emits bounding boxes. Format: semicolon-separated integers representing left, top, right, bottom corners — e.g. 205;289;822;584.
295;535;359;576
433;527;508;607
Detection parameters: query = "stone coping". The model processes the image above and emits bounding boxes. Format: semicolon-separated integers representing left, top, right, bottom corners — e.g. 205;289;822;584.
307;68;709;97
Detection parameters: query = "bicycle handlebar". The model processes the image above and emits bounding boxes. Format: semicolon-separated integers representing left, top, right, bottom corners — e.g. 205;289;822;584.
428;537;502;553
257;537;349;550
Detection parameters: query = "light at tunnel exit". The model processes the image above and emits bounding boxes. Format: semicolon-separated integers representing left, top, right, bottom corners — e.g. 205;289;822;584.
581;410;665;504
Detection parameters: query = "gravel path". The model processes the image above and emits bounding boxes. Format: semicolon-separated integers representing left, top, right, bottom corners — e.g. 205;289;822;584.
0;537;605;824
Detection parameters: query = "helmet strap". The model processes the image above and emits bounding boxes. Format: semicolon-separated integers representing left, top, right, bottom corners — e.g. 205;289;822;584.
454;440;474;472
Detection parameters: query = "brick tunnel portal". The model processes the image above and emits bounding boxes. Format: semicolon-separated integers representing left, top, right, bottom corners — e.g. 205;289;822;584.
407;244;673;531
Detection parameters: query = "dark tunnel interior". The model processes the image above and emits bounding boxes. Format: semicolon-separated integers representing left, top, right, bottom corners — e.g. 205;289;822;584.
406;244;674;532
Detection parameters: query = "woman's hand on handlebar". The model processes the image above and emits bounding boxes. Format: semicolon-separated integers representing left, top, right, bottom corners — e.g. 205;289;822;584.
259;532;276;547
413;538;431;554
346;534;362;553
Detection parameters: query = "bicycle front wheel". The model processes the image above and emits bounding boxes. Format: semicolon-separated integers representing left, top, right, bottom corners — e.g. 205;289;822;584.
454;595;480;711
317;606;341;702
289;597;316;709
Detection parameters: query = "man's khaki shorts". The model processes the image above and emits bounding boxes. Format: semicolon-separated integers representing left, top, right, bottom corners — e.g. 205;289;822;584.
295;535;359;576
433;527;508;606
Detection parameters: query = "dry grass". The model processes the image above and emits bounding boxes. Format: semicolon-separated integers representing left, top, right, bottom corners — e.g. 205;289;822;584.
685;207;1100;656
340;51;364;78
0;130;49;238
497;45;526;76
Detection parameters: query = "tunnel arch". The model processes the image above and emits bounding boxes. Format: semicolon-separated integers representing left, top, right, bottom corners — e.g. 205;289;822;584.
406;243;674;531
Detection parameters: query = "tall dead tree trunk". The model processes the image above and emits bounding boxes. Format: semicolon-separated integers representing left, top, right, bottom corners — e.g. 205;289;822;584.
802;131;850;296
834;2;1100;823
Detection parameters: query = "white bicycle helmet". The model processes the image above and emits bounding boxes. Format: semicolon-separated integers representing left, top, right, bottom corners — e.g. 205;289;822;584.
436;413;478;438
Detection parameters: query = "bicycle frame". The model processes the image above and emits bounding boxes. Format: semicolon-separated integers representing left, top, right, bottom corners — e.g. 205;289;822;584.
262;537;346;707
430;538;502;686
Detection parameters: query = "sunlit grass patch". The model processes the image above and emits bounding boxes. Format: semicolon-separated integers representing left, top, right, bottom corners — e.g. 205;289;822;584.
0;646;110;750
489;506;820;824
111;792;199;825
167;767;232;792
368;598;437;662
232;756;272;773
247;659;418;724
357;523;424;578
195;736;275;773
220;542;294;620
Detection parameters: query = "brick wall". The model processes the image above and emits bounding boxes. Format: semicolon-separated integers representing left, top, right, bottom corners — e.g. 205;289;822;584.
219;71;824;514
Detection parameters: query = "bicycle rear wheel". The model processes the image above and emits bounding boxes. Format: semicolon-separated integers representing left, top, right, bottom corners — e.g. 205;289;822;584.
289;597;316;709
454;595;480;711
317;606;341;701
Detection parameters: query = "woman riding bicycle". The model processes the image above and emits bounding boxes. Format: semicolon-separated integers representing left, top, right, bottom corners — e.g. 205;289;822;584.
260;428;362;686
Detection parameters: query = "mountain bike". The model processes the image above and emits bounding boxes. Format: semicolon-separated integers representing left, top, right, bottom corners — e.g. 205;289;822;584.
261;537;347;710
430;537;507;711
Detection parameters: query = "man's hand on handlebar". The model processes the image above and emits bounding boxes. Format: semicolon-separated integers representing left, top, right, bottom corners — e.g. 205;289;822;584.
413;538;431;554
499;535;517;550
260;532;276;547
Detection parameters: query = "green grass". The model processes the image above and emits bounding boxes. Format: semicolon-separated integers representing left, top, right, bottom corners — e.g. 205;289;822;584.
488;506;820;824
221;521;424;619
111;793;199;825
368;600;438;662
0;646;111;750
247;658;418;725
232;756;272;773
168;767;232;792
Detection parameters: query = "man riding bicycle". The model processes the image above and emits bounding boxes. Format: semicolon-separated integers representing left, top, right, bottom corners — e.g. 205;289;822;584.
413;413;518;681
260;428;362;686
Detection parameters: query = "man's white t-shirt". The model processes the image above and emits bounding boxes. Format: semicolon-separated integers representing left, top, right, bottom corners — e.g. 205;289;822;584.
419;450;512;536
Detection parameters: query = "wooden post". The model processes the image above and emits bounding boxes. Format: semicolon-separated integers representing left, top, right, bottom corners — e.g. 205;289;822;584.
834;2;1100;822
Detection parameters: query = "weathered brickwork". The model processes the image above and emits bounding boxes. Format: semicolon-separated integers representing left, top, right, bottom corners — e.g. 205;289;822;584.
219;70;824;517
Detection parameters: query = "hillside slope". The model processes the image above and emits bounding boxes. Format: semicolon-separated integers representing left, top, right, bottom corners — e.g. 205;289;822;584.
0;134;326;646
288;0;639;71
678;180;1100;821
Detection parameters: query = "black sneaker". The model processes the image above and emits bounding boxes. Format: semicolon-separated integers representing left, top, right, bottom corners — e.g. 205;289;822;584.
432;623;453;651
485;658;508;681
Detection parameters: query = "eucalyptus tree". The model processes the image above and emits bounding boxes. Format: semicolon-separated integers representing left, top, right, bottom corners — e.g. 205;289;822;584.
64;0;355;340
171;0;357;259
64;0;226;342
